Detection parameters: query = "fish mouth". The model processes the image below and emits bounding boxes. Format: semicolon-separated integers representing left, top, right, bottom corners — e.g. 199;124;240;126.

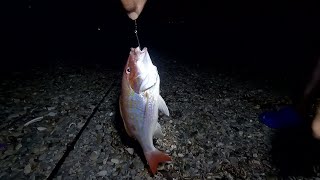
129;46;158;93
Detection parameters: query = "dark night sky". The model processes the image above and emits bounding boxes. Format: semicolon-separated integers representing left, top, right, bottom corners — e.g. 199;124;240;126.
3;0;320;74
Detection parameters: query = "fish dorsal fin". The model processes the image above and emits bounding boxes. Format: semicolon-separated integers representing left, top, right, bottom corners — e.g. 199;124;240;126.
158;95;169;116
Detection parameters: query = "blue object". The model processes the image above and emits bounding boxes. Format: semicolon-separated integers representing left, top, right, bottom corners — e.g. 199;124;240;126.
259;106;303;129
0;143;7;151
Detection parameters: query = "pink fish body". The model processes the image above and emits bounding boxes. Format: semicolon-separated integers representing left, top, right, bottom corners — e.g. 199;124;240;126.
119;47;171;174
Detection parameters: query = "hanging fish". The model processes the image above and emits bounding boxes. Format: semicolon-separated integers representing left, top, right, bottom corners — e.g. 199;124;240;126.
119;47;171;174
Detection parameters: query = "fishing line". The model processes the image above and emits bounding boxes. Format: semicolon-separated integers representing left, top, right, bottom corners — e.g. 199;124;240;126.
134;20;141;48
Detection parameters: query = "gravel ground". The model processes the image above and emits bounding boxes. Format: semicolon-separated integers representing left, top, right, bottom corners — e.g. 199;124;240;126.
1;50;320;179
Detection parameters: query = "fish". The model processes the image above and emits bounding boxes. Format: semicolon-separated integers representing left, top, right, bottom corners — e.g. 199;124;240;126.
119;47;171;174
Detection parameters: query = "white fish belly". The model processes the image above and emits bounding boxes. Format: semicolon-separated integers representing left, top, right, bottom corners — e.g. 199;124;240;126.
125;80;160;152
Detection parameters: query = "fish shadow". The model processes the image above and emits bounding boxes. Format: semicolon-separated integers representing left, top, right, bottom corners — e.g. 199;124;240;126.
113;96;153;173
270;120;320;177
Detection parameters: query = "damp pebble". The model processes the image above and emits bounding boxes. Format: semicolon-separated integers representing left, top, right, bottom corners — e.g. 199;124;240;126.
97;170;108;176
111;159;119;164
125;148;134;155
89;151;100;161
15;143;22;151
47;107;56;111
24;163;31;174
178;153;184;157
47;112;57;117
37;127;47;131
96;125;102;130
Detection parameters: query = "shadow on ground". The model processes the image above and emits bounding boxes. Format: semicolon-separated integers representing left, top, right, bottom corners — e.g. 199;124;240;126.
270;120;320;177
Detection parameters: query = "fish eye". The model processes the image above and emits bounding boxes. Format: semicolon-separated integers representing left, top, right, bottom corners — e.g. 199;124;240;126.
126;67;131;74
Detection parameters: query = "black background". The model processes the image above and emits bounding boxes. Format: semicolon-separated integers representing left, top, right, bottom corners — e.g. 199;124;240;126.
3;0;320;75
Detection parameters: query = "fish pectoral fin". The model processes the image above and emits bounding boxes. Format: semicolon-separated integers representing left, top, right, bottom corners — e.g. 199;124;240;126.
154;122;164;139
158;95;169;116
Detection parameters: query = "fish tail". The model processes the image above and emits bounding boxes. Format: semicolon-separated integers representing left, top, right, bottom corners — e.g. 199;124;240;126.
145;149;172;175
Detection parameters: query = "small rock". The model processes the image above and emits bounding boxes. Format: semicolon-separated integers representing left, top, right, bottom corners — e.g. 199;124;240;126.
37;127;47;131
75;162;81;167
77;122;84;129
112;171;118;176
178;153;184;157
24;163;32;174
32;148;40;155
97;170;108;176
111;158;119;164
29;158;35;164
109;112;114;116
90;151;100;161
171;145;177;150
172;152;177;157
39;153;47;161
15;143;22;151
47;112;57;117
217;142;224;147
13;98;20;103
125;148;134;155
47;107;56;111
238;131;243;136
103;158;108;165
96;125;103;130
253;153;258;158
252;160;261;165
88;104;95;109
40;145;47;152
